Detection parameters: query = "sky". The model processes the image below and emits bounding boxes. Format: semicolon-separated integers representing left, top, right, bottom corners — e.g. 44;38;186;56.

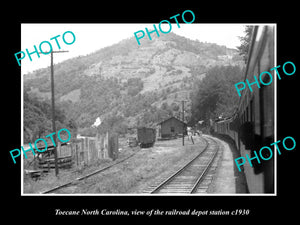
21;23;246;75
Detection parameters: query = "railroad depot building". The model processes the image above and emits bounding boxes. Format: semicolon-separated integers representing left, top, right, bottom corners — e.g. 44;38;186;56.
157;116;187;138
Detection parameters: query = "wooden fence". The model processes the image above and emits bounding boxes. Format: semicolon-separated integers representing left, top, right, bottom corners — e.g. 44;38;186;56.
38;132;119;170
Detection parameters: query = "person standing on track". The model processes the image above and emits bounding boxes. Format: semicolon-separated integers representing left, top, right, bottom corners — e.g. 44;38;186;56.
187;127;194;144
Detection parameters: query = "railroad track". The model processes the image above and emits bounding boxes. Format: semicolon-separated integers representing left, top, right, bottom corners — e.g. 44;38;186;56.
148;136;220;194
40;150;139;194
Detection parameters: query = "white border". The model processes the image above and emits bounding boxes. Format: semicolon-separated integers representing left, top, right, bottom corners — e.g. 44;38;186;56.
21;23;277;196
274;24;277;196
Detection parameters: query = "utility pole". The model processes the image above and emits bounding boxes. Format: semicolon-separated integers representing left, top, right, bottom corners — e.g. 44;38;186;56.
51;50;68;176
43;50;69;176
175;99;188;146
181;100;188;146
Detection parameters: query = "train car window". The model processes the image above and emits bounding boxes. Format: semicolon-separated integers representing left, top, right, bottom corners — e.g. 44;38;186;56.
250;99;254;122
253;70;261;136
255;26;264;42
242;112;244;124
261;85;274;139
258;27;273;73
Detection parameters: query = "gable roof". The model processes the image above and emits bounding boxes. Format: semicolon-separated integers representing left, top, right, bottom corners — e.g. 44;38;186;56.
157;116;187;125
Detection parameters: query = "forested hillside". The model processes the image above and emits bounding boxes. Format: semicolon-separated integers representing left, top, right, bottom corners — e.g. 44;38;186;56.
24;32;244;138
23;90;76;142
190;65;244;127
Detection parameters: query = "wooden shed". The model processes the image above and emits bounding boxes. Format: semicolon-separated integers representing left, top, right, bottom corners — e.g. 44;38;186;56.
157;116;187;138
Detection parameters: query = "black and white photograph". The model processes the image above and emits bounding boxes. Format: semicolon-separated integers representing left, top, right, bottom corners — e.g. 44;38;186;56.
20;23;276;195
4;5;298;223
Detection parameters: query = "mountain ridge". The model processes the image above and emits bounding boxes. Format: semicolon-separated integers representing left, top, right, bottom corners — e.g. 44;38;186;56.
24;32;244;136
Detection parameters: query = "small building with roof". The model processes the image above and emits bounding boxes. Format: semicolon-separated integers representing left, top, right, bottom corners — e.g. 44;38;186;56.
157;116;187;139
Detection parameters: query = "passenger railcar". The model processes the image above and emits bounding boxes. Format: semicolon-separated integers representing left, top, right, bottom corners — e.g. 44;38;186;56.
214;25;275;193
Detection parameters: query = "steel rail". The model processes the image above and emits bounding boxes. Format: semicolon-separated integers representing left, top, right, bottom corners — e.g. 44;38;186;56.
41;150;139;194
190;141;219;193
150;137;211;194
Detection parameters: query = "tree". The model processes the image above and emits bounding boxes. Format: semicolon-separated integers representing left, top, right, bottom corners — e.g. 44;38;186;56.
23;90;72;142
190;65;243;127
237;26;254;64
171;102;180;112
160;102;168;110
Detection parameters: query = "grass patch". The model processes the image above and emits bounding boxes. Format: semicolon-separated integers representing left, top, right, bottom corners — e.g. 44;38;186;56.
56;136;206;194
23;144;138;194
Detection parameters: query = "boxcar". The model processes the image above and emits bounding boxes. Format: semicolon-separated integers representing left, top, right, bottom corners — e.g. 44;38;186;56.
137;127;156;148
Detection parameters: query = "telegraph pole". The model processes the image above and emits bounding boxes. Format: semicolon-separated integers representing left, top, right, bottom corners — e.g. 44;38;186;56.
176;99;188;146
47;50;69;176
